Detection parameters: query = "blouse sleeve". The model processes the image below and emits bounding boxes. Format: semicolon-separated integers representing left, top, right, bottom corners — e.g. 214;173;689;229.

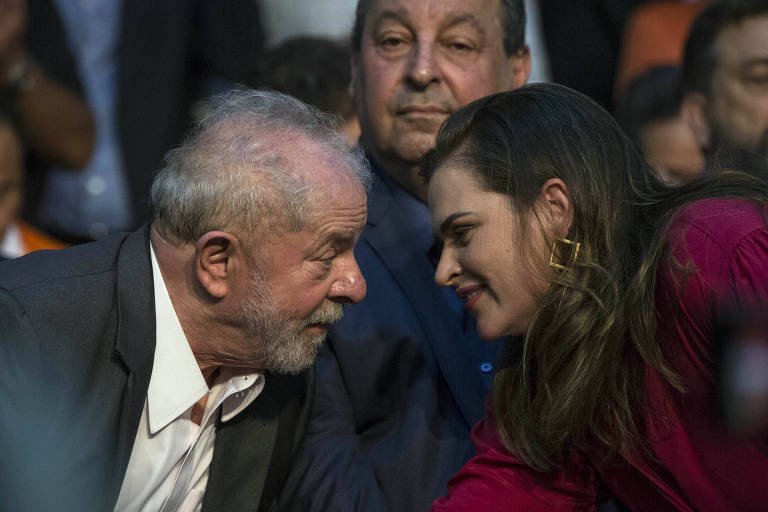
656;201;768;378
430;411;599;512
728;227;768;306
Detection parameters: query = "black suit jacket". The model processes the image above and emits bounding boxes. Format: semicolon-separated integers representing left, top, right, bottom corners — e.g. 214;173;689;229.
0;228;312;511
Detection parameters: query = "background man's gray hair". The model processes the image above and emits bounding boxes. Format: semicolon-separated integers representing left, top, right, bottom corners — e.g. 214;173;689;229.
150;88;371;246
350;0;526;56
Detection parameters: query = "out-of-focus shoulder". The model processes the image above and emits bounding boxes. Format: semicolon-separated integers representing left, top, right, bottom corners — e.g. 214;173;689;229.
668;198;768;250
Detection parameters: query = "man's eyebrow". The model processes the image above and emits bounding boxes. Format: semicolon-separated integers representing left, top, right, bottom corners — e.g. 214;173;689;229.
371;9;411;33
436;211;472;237
440;13;485;35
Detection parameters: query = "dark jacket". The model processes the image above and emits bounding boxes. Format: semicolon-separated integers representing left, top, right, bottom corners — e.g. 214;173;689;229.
0;227;312;511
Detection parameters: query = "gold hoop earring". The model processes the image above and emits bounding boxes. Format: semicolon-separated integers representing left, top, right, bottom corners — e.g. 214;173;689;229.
549;238;581;270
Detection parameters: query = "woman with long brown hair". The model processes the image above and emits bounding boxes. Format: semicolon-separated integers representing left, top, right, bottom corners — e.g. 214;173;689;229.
425;83;768;511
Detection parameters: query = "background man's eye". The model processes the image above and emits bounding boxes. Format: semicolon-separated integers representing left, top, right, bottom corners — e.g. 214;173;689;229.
449;43;471;51
380;37;405;48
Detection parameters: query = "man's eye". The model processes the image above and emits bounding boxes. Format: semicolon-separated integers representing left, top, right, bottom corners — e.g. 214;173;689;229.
445;41;474;53
377;35;409;51
744;74;768;86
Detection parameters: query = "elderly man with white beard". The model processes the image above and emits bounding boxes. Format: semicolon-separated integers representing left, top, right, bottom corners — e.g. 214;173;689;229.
0;88;370;512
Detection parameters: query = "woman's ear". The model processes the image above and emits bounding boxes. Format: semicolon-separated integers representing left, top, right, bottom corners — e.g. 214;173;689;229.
194;231;241;299
536;178;573;238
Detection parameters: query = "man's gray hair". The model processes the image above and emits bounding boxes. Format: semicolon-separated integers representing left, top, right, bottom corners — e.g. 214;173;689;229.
351;0;526;56
150;88;371;246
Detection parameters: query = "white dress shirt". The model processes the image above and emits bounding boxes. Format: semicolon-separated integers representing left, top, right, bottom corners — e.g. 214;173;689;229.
114;244;264;512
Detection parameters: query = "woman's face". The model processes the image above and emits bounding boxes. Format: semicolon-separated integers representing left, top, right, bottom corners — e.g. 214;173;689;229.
428;162;552;340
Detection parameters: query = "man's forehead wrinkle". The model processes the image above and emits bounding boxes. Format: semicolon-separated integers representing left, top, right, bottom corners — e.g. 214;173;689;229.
311;209;368;243
371;6;487;34
305;189;367;230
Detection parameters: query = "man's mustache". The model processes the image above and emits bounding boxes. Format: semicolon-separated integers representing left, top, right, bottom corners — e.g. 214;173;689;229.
302;302;344;328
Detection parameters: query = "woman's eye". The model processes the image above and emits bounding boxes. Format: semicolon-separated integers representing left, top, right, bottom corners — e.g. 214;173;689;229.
453;227;473;245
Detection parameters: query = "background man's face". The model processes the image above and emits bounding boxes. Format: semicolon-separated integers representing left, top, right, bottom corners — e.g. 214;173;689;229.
352;0;529;193
707;15;768;155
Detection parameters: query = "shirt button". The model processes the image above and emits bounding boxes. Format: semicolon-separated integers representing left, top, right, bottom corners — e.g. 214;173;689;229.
86;175;106;196
480;362;493;373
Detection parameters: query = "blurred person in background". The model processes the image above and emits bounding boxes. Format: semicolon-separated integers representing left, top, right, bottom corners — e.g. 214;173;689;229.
246;36;360;144
0;0;94;171
0;104;65;260
17;0;264;243
539;0;644;109
681;0;768;162
615;65;705;184
614;0;708;101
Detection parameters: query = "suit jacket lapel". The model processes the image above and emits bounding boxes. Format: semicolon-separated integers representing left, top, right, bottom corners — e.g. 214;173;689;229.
363;177;488;427
109;226;157;505
202;369;312;512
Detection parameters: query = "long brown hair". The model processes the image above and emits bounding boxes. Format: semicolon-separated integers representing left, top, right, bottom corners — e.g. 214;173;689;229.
424;83;768;471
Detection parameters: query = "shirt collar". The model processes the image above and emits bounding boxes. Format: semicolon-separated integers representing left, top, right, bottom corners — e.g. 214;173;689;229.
148;243;209;434
0;222;24;259
148;244;264;434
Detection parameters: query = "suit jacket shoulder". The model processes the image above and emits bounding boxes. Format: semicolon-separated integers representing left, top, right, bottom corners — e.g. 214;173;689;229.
0;228;154;510
0;227;314;511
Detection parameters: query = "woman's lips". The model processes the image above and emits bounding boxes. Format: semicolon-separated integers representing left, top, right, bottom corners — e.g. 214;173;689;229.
456;285;484;312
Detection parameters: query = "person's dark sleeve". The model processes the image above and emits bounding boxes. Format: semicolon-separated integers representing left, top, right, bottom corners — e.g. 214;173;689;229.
0;287;63;509
278;343;389;512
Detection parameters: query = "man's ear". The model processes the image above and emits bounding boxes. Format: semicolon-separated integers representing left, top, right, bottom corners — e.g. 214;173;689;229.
536;178;573;238
195;231;240;299
508;46;532;89
680;91;711;151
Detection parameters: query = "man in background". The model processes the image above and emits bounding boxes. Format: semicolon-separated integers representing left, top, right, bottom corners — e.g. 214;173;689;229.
615;65;704;184
281;1;530;511
17;0;265;242
681;0;768;160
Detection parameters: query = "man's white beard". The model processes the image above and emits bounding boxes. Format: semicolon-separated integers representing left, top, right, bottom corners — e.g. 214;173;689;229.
241;270;343;374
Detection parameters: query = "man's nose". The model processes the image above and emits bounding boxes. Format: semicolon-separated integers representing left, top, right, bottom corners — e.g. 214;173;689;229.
330;256;367;304
406;41;440;88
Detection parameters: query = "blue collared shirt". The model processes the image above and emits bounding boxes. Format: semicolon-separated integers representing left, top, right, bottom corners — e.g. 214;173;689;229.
41;0;131;240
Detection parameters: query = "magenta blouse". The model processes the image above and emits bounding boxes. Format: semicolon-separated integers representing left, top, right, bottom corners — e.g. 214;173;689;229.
431;198;768;511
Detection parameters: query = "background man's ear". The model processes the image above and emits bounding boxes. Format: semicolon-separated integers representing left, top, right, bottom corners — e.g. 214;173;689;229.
195;231;239;299
510;46;532;89
537;178;573;238
681;92;711;151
